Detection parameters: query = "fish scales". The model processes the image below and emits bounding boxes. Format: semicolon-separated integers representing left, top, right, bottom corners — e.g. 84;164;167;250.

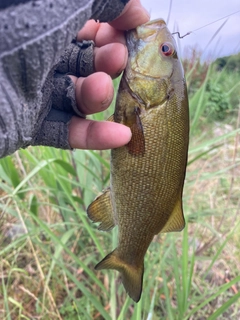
87;19;189;302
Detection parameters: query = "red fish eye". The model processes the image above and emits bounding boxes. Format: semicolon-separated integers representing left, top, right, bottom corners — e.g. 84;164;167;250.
160;42;174;56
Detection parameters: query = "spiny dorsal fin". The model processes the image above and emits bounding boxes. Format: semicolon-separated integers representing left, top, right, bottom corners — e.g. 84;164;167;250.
87;188;115;231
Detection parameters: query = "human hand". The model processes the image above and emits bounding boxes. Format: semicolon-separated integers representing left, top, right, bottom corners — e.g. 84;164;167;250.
0;0;149;158
68;0;149;150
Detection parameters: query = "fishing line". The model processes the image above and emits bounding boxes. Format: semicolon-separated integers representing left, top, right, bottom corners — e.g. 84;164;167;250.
166;0;173;25
172;9;240;38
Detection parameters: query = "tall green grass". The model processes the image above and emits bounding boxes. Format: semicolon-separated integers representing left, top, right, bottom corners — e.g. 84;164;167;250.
0;60;240;319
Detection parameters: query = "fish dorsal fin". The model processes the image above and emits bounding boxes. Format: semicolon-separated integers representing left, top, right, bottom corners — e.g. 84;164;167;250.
160;193;185;233
87;188;115;231
124;107;145;156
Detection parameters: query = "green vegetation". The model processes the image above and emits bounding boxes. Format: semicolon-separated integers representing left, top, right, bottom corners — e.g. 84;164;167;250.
184;52;240;123
215;53;240;72
0;54;240;319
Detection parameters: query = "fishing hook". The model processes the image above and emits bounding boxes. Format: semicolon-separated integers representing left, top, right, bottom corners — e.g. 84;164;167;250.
172;32;191;39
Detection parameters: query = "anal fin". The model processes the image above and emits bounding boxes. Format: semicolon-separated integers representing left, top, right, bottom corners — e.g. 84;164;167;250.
160;193;185;233
87;187;115;231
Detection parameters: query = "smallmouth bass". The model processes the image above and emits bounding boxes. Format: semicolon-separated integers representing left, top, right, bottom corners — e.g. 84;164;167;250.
87;19;189;302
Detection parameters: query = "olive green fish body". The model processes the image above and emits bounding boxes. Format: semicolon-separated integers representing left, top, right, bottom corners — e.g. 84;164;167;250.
87;19;189;302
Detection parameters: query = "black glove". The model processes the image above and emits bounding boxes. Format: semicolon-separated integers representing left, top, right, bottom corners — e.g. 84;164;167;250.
31;40;95;148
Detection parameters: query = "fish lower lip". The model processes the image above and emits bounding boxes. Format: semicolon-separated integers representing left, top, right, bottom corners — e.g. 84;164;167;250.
144;18;166;27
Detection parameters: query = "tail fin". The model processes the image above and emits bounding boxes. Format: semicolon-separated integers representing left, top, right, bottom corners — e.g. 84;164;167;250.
95;249;144;302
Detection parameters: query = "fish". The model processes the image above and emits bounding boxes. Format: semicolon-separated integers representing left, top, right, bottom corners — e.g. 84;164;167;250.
87;18;189;302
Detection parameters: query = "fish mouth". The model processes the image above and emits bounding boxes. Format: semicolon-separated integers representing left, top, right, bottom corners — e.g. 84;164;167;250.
130;18;168;42
126;18;172;61
143;18;167;27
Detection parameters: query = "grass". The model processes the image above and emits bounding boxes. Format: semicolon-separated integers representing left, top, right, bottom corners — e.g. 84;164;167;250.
0;56;240;319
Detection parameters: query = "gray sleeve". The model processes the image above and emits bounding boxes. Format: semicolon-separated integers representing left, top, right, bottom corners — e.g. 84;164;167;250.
91;0;130;22
0;0;129;158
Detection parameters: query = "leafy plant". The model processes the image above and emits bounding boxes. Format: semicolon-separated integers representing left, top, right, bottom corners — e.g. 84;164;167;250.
204;81;230;120
184;51;240;123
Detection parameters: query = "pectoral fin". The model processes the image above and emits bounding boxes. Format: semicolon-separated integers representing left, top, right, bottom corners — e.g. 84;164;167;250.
124;107;145;156
107;114;114;122
160;193;185;233
87;188;115;231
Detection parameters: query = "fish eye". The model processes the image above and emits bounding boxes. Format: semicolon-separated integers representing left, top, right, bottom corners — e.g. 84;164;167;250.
160;42;174;56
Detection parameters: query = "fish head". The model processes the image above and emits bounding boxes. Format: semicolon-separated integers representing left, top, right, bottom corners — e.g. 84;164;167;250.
124;19;186;108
